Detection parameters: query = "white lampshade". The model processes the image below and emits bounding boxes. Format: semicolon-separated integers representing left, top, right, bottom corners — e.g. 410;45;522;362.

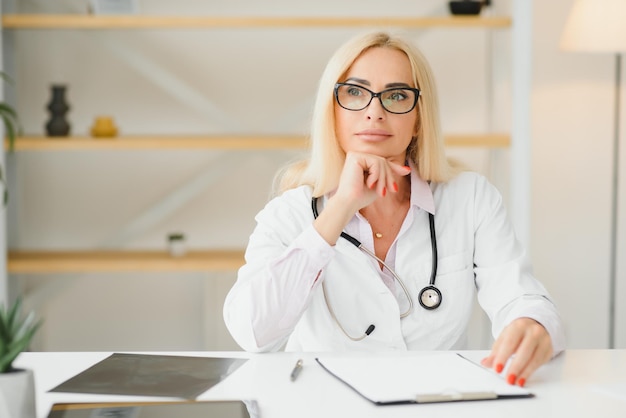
560;0;626;53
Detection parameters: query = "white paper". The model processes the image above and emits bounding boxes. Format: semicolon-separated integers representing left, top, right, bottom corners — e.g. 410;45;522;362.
316;352;531;404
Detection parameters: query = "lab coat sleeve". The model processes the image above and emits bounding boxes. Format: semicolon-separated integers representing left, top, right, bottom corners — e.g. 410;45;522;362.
223;189;335;352
471;175;566;355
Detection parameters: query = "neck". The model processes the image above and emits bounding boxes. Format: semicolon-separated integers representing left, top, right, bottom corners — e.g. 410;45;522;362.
360;175;410;218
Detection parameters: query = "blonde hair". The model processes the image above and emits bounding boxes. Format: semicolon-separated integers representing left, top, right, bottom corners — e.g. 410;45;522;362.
276;31;455;196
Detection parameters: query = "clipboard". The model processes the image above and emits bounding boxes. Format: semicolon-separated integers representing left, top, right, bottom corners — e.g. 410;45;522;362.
315;353;534;405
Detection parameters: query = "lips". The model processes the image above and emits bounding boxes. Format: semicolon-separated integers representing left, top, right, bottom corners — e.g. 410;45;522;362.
356;129;392;141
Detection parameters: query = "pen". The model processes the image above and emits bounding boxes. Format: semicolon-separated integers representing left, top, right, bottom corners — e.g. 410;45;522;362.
290;359;303;381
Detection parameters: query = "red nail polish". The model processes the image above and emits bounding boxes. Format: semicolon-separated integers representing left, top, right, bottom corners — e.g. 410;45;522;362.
507;374;517;385
495;363;504;373
392;182;398;192
382;187;387;197
518;378;526;387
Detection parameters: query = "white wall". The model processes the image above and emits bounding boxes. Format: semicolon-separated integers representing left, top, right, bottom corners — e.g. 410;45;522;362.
7;0;623;351
531;0;626;349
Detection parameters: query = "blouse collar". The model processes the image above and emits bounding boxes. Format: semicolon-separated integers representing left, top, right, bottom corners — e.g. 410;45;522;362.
409;160;436;215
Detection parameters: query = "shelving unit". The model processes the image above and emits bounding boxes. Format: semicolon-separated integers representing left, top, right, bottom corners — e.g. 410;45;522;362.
2;11;518;276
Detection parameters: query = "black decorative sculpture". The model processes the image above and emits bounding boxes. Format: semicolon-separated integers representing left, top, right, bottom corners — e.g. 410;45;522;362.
45;85;71;136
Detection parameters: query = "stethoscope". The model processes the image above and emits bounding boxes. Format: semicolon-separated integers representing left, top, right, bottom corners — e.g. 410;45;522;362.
312;196;441;341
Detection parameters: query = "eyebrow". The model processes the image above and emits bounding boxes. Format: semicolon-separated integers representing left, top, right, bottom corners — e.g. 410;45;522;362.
345;77;413;89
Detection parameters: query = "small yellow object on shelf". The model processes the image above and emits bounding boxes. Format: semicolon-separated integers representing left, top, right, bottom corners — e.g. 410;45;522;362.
90;116;118;138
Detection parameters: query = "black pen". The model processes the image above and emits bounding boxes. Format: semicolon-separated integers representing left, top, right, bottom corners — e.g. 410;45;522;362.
290;359;303;381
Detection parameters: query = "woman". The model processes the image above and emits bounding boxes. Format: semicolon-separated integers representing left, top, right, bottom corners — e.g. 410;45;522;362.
223;31;565;387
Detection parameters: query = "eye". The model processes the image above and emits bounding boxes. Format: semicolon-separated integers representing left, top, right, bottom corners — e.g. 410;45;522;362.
388;90;409;102
346;85;365;97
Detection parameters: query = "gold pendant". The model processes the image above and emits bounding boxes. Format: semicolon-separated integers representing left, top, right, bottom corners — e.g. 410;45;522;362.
375;232;383;239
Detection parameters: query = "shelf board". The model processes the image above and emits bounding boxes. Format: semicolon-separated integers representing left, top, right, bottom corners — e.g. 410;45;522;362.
6;135;308;151
1;14;512;30
5;134;510;151
7;250;245;273
444;133;509;148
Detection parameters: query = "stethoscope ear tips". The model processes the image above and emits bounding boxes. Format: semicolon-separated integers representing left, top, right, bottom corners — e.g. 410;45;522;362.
418;285;442;310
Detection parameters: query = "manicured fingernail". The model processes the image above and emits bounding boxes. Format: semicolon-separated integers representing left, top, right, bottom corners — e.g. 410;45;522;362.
495;363;504;373
404;165;411;171
507;374;517;385
382;187;387;197
392;182;398;192
518;378;526;387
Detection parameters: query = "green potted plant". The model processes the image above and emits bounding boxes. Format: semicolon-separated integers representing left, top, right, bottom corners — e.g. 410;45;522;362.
0;298;42;418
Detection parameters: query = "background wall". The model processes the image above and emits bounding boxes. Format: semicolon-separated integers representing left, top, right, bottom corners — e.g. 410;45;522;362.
530;0;626;348
2;0;624;351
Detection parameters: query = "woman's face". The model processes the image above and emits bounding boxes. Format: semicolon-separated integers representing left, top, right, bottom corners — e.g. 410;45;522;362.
335;47;418;164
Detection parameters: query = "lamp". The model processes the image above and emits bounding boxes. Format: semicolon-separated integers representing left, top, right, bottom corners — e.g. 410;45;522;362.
561;0;626;349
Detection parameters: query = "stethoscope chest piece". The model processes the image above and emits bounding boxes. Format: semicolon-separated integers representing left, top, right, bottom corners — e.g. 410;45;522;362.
418;285;442;310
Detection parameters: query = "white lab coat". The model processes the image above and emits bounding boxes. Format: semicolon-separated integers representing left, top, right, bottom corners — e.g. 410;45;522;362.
223;171;565;354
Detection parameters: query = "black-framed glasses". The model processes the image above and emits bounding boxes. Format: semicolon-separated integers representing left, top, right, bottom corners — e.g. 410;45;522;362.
334;82;420;114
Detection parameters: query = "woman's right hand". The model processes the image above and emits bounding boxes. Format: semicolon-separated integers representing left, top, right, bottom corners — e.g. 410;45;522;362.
313;151;410;245
334;151;411;212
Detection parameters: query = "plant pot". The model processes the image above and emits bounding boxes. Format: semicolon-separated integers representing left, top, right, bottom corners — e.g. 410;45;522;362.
0;368;36;418
168;233;187;257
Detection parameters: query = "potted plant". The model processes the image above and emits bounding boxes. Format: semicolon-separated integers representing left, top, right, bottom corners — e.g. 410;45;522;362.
0;298;42;418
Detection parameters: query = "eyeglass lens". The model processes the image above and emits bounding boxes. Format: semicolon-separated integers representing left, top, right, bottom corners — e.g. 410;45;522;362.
335;83;419;114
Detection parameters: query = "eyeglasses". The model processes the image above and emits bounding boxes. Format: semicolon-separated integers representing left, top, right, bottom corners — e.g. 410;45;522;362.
334;82;420;114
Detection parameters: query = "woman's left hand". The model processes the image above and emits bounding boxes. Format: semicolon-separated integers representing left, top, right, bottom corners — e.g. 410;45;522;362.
481;317;553;387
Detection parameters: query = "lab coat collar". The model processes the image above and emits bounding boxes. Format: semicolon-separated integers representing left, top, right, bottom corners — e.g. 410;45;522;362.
409;161;436;215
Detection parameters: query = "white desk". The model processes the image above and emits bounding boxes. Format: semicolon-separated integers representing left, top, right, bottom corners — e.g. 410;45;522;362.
15;350;626;418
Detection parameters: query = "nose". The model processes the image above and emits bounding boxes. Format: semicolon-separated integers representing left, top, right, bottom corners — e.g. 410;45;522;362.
364;95;386;120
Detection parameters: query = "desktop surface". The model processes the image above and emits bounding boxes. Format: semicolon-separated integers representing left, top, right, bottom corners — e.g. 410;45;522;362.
15;349;626;418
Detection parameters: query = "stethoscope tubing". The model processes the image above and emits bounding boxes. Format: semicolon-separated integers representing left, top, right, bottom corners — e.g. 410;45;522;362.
311;196;440;311
428;213;438;286
311;195;441;341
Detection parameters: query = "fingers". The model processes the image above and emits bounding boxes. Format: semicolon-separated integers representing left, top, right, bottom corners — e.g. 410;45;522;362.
320;153;410;245
389;160;412;177
339;152;410;204
362;158;387;195
481;318;553;387
508;323;553;387
363;157;410;197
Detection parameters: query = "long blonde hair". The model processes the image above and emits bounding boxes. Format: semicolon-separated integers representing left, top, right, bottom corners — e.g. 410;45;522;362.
276;31;455;196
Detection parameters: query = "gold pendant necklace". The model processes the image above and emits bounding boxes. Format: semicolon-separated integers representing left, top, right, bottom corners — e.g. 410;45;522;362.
375;232;383;239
